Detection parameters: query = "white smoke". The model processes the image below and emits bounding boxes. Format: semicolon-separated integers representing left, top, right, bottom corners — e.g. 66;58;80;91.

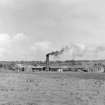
68;43;86;60
49;43;86;60
45;43;105;60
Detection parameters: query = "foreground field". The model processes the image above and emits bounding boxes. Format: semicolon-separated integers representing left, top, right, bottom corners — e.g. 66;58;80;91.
0;72;105;105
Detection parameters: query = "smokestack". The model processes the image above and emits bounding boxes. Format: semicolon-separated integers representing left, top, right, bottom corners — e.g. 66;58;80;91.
46;54;50;71
45;46;69;71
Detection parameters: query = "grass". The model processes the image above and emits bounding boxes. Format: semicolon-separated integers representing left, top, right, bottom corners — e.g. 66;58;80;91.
32;72;105;80
0;72;104;105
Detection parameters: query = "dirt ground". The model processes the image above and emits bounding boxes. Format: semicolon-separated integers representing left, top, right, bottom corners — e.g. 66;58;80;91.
0;72;105;105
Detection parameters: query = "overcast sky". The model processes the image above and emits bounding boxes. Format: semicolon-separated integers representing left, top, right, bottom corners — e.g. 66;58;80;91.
0;0;105;61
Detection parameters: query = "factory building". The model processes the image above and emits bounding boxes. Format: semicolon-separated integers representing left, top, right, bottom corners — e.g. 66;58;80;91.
86;64;105;72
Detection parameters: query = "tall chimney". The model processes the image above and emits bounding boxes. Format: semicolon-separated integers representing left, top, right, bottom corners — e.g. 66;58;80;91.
46;54;49;71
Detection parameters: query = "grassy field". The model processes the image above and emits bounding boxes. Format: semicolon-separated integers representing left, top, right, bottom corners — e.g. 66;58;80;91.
0;72;104;105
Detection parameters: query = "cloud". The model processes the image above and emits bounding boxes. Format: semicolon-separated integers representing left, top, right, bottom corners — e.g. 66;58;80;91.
59;0;88;4
0;34;54;60
68;44;105;60
69;43;86;59
90;45;105;59
0;0;14;7
13;33;27;40
0;33;105;61
31;41;52;52
0;33;30;60
95;46;105;53
0;34;11;57
0;33;11;46
31;42;105;60
57;43;105;60
60;43;86;60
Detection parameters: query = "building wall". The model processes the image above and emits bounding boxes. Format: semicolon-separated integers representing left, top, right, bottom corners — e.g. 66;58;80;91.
87;64;105;72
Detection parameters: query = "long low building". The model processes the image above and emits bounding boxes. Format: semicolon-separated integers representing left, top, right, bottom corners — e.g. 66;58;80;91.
86;64;105;72
15;63;105;73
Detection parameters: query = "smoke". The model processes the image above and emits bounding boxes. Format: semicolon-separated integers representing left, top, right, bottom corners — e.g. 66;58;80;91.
47;46;69;56
46;43;105;60
68;43;86;60
46;43;86;60
92;45;105;59
95;46;105;53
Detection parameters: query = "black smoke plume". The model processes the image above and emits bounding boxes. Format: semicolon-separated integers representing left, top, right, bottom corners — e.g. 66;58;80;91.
47;46;69;56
